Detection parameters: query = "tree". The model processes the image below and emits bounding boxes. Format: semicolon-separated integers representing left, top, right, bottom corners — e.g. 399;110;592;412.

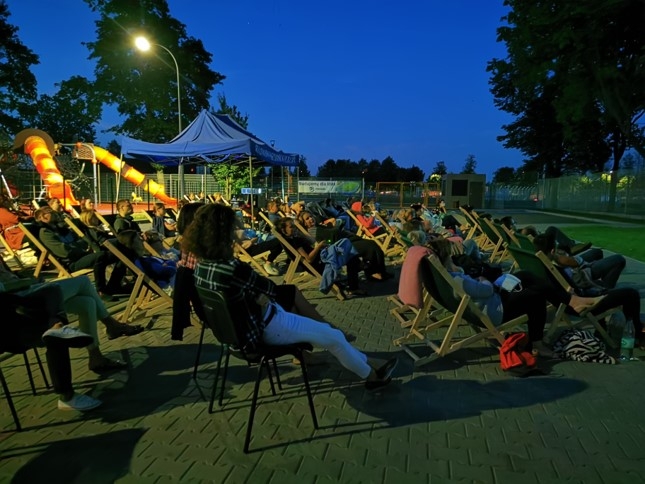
0;1;39;140
488;0;645;208
211;163;261;200
430;161;447;178
492;166;517;184
293;157;311;178
461;154;477;174
32;76;102;143
216;93;248;129
83;0;225;142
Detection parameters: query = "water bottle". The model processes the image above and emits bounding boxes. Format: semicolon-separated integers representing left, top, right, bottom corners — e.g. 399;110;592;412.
614;312;635;362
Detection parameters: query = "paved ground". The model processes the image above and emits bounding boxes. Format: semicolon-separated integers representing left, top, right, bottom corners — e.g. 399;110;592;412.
1;210;644;483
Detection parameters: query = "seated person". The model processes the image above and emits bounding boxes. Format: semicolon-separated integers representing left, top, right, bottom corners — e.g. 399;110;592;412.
350;201;388;237
1;261;142;372
0;194;32;250
35;207;126;295
79;198;95;213
183;204;397;390
533;233;626;291
113;199;142;234
276;216;365;296
234;216;283;275
298;210;390;281
518;224;597;260
79;209;114;246
151;202;177;239
116;230;177;293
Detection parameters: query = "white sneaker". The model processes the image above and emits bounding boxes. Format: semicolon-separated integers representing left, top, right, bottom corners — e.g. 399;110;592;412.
43;326;94;348
263;261;280;276
58;393;102;411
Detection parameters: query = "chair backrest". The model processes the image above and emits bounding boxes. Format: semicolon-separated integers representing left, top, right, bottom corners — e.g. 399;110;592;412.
479;217;502;244
195;286;243;349
423;254;488;327
506;245;550;280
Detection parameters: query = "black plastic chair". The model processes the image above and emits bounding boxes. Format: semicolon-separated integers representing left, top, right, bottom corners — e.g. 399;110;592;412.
196;287;318;453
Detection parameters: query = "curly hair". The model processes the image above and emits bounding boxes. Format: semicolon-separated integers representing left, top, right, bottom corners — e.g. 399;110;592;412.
276;216;295;235
181;204;236;260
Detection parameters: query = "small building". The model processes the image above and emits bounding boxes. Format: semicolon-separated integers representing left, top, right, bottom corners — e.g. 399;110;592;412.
442;174;486;209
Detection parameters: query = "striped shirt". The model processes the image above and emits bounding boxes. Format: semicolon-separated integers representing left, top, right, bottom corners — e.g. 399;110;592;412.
194;258;277;350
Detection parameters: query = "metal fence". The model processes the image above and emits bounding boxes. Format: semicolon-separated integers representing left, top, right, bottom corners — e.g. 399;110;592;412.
486;169;645;221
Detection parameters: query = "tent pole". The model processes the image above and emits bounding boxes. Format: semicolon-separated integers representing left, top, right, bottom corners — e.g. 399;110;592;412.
178;161;184;201
249;156;254;229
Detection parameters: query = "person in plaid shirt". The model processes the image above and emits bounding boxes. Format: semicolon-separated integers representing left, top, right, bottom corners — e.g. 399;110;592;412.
182;204;397;391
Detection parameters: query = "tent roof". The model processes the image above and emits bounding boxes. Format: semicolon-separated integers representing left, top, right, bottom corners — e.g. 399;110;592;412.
120;110;299;167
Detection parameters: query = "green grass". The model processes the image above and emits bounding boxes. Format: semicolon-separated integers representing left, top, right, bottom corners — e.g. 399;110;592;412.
559;225;645;262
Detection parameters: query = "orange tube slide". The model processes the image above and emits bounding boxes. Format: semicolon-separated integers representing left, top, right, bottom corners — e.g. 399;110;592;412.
24;136;79;210
92;146;176;205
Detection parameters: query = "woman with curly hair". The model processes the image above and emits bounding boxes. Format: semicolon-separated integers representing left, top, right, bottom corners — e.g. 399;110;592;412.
182;204;397;390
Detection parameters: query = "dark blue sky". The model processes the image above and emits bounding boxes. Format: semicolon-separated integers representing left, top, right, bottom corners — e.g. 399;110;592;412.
8;0;522;179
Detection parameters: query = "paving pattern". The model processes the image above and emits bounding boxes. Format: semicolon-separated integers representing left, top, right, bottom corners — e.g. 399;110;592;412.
1;211;645;483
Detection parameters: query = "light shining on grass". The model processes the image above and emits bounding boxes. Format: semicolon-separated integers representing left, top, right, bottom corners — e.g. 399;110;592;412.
559;225;645;262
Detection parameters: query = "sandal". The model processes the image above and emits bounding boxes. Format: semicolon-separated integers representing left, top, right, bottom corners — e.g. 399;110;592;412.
89;358;127;373
106;323;144;340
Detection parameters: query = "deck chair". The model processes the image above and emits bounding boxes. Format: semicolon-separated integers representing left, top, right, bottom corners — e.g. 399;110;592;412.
17;223;93;279
393;254;528;367
271;228;345;300
479;218;513;264
371;211;407;257
0;230;27;270
94;212;163;257
458;207;489;246
195;287;317;453
101;241;173;322
506;246;619;347
343;208;401;257
234;242;271;277
388;246;445;329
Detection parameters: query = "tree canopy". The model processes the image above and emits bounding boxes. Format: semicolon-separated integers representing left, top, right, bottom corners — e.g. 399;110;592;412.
488;0;645;181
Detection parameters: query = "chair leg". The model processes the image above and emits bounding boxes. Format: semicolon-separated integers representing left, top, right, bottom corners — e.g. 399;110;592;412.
208;344;225;414
219;351;231;407
298;352;319;429
192;321;207;380
32;348;50;389
22;353;37;396
272;359;283;391
0;366;21;432
265;360;277;396
244;356;266;454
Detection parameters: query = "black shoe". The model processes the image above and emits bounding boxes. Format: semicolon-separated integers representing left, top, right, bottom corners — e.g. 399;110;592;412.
106;324;144;340
365;357;398;391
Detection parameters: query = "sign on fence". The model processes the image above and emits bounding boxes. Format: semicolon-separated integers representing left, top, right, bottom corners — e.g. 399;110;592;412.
298;180;361;194
241;188;264;195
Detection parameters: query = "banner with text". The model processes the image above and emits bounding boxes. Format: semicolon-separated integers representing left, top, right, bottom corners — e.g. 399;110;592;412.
298;180;361;194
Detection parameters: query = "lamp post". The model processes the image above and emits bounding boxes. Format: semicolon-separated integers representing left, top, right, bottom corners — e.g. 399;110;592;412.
134;36;182;134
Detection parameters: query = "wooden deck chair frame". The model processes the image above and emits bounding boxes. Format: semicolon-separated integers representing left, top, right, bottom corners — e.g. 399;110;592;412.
479;218;513;264
393;254;528;367
234;242;271;277
506;245;618;347
500;225;535;251
458;207;489;246
271;228;345;300
0;231;26;270
371;211;407;257
17;223;93;279
94;212;163;257
343;208;401;257
102;240;173;322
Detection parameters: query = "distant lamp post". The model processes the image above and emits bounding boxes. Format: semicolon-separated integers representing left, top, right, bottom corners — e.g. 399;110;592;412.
361;169;367;201
134;36;182;134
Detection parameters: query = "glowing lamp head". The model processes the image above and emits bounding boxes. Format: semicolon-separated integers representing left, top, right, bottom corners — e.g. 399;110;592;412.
135;36;151;52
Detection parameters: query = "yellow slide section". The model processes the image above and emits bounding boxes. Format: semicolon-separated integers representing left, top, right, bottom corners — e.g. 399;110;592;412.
24;135;80;210
19;130;176;208
92;145;176;205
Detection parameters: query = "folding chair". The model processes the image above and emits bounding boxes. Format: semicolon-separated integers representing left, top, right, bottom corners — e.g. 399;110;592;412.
271;228;345;300
17;223;93;279
196;287;317;453
343;208;401;257
458;207;489;246
479;218;512;264
388;246;445;328
0;230;27;270
506;246;619;347
393;254;528;367
234;242;271;277
102;241;173;322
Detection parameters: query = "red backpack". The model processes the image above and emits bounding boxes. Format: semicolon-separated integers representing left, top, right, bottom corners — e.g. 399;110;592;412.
500;333;537;372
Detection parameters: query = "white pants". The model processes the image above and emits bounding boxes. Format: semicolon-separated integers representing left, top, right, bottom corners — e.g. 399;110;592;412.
262;303;371;379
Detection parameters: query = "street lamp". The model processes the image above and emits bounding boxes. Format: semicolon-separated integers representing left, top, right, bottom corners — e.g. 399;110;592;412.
134;36;182;134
